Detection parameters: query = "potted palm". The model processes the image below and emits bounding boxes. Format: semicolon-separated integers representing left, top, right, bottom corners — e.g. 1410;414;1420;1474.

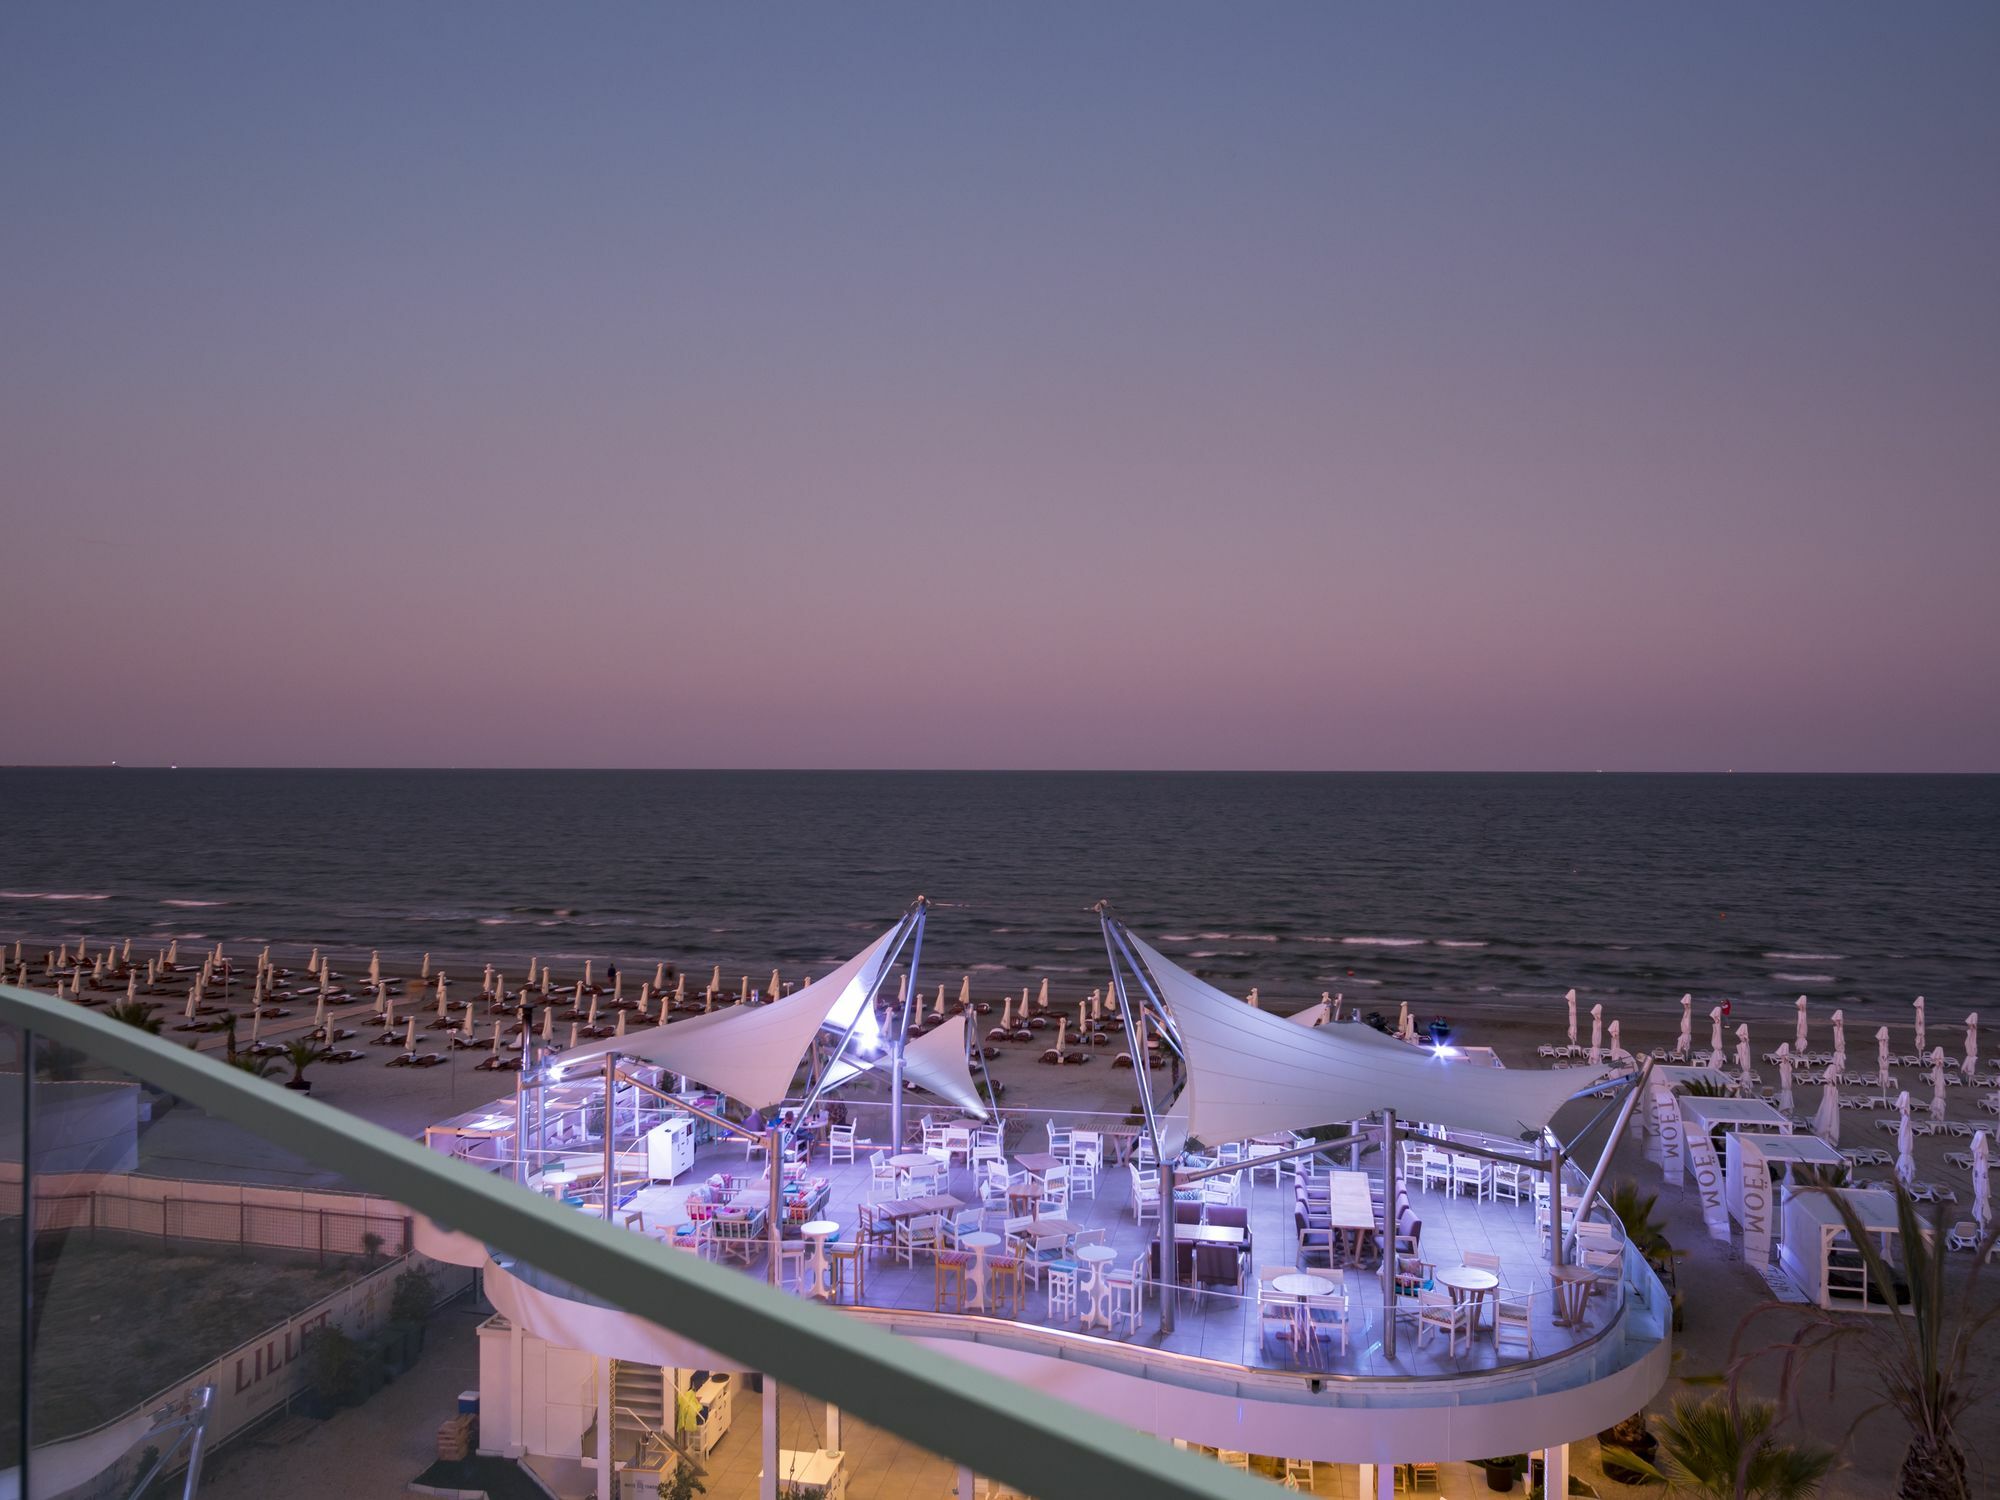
1473;1453;1529;1491
1597;1412;1658;1483
282;1037;326;1093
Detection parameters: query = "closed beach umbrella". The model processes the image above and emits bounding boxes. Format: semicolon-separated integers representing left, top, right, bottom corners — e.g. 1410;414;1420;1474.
1813;1077;1841;1145
483;963;494;995
1735;1024;1753;1091
435;989;449;1023
1965;1014;1980;1082
1709;1008;1725;1069
1092;991;1103;1023
250;1007;265;1044
437;973;448;1008
1876;1027;1892;1089
1566;989;1579;1047
126;972;137;1004
637;982;650;1016
767;969;781;1002
954;977;969;1010
1397;1000;1411;1039
1677;995;1693;1057
384;995;396;1029
307;947;319;974
1056;1015;1068;1052
568;1022;579;1049
121;937;132;964
540;969;551;998
674;973;686;1002
574;979;585;1010
1830;1010;1847;1076
933;982;945;1019
462;1000;475;1037
654;961;666;989
1776;1044;1794;1115
1608;1018;1624;1061
613;972;624;1002
1001;996;1014;1028
167;940;179;967
541;1006;553;1040
1974;1132;1991;1229
312;994;327;1030
655;996;669;1027
1794;996;1809;1054
1077;999;1089;1031
184;989;198;1021
405;1016;417;1053
1914;996;1926;1055
1929;1048;1947;1120
615;1009;627;1038
738;975;749;1004
586;996;599;1027
490;1021;503;1057
1589;1003;1604;1066
1895;1093;1915;1185
421;952;431;980
709;965;722;994
933;982;946;1014
1037;978;1049;1011
584;959;593;988
1246;987;1260;1010
526;956;538;986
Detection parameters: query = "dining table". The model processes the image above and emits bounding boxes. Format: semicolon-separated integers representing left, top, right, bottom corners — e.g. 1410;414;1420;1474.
874;1193;964;1223
1550;1264;1596;1328
1435;1265;1500;1330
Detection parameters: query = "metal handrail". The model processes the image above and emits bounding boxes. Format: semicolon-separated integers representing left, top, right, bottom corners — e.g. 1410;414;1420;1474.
0;983;1282;1500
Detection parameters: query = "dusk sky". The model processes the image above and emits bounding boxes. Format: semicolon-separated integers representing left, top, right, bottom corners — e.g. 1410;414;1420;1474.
4;4;1996;772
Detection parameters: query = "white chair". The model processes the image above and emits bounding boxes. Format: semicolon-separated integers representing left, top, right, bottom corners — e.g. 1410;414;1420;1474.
1282;1457;1314;1492
1306;1291;1349;1356
946;1206;983;1250
777;1240;810;1295
896;1212;942;1265
903;1157;944;1195
1037;1165;1070;1217
1048;1123;1074;1157
1129;1166;1162;1226
941;1125;973;1167
1068;1153;1098;1202
1415;1290;1471;1355
827;1122;856;1164
1494;1289;1534;1353
1259;1295;1304;1358
1069;1129;1103;1170
1420;1148;1452;1195
867;1151;898;1201
1491;1159;1528;1204
1451;1153;1491;1202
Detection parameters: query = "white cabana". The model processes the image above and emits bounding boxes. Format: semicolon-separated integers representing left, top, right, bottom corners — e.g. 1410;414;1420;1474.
1728;1132;1846;1265
1125;933;1609;1144
1781;1187;1908;1312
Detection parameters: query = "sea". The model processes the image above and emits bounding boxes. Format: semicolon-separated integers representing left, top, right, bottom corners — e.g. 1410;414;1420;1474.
2;770;1995;1021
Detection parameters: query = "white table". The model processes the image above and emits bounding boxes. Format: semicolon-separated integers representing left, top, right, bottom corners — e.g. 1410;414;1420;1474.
800;1219;840;1300
1436;1265;1500;1331
1077;1244;1119;1330
961;1230;1001;1311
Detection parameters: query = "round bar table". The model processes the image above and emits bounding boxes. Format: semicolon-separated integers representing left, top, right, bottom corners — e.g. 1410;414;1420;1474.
800;1220;840;1300
961;1230;1001;1311
1076;1244;1119;1330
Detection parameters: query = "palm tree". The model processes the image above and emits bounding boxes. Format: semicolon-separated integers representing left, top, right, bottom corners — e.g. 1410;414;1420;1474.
1603;1396;1833;1499
225;1049;282;1080
1820;1186;1999;1499
105;999;164;1035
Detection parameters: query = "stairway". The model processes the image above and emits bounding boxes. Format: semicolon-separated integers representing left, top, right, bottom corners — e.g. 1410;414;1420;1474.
611;1361;671;1468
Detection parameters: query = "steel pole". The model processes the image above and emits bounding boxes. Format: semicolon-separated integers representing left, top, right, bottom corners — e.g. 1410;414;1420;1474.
1380;1109;1397;1361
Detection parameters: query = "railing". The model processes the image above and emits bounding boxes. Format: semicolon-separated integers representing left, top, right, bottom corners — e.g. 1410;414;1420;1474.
0;982;1279;1500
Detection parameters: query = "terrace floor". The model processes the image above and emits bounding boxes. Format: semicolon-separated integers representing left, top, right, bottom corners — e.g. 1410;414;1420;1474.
568;1111;1622;1383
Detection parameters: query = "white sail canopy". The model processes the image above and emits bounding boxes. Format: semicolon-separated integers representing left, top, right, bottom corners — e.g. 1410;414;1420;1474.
900;1013;988;1117
1129;934;1612;1143
557;923;903;1109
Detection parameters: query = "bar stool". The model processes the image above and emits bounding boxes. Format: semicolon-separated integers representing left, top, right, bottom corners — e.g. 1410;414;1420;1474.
985;1254;1023;1318
1045;1261;1079;1321
827;1242;865;1305
933;1250;972;1312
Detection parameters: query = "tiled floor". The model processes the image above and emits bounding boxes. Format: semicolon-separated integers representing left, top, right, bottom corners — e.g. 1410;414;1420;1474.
610;1114;1616;1382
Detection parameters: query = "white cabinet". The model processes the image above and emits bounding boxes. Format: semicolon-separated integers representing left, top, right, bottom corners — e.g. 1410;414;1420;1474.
646;1117;696;1182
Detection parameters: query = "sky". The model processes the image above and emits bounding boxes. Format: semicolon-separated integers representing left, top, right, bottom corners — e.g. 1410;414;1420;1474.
2;4;1996;772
